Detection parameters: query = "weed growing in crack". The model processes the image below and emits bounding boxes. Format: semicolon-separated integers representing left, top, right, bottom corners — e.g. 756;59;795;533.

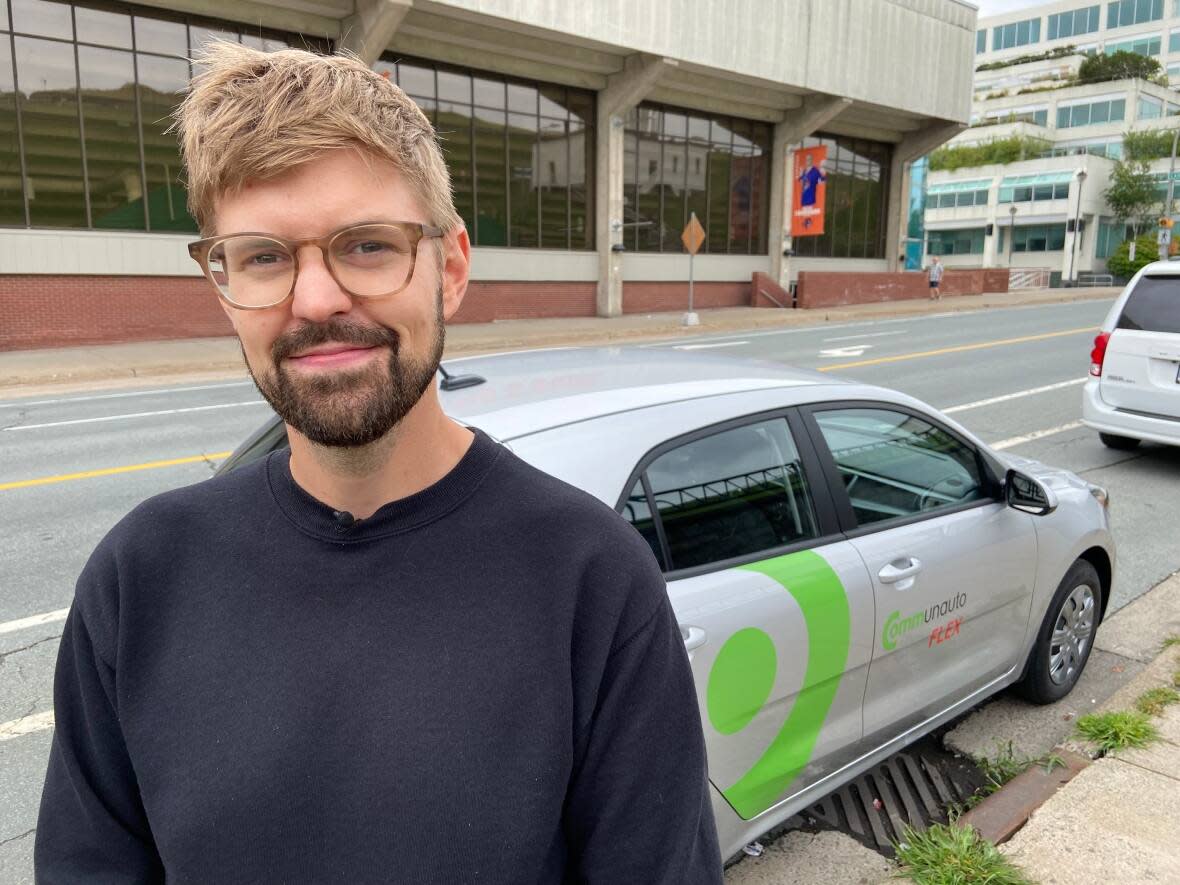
1135;686;1180;717
1075;711;1158;753
893;823;1033;885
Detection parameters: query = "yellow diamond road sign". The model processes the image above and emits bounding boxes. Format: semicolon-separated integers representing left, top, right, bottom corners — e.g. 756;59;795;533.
681;215;706;255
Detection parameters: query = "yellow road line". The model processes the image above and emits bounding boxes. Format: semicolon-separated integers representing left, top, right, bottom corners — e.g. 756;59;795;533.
816;326;1098;372
0;452;232;492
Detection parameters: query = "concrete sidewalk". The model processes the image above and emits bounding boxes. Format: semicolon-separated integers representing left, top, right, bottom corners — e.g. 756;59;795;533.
0;286;1118;395
998;579;1180;885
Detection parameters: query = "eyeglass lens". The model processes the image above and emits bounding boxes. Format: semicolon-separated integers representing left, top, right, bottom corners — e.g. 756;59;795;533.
207;224;416;307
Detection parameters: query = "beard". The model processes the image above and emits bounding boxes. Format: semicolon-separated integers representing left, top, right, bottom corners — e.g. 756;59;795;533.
246;295;445;448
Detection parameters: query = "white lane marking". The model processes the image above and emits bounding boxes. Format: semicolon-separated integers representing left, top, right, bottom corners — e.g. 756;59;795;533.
0;710;55;742
0;608;69;636
822;330;907;343
992;421;1084;450
819;345;873;358
672;341;750;351
0;381;255;410
943;378;1088;414
2;400;268;432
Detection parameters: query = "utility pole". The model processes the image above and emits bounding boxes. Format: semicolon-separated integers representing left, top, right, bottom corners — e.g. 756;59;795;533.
1068;169;1087;286
1163;128;1180;261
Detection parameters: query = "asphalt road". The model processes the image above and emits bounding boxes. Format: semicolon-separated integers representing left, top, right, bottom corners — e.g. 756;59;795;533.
2;297;1178;881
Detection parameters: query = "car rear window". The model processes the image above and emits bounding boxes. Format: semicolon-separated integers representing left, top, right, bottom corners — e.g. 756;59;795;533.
1117;276;1180;334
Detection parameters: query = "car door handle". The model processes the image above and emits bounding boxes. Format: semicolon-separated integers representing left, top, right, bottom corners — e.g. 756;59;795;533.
878;557;923;584
681;624;707;652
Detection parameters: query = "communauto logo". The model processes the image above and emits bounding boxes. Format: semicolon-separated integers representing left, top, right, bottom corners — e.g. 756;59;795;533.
881;592;968;651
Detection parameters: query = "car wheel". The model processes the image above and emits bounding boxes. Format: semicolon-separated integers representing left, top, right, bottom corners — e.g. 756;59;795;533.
1015;560;1102;705
1099;432;1140;450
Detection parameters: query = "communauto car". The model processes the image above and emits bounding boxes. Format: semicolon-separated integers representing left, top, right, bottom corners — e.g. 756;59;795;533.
219;347;1115;861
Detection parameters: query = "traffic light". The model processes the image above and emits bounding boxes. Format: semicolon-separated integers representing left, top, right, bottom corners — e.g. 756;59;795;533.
1160;217;1174;229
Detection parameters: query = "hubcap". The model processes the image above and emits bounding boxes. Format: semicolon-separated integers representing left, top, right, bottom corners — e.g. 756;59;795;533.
1048;584;1095;686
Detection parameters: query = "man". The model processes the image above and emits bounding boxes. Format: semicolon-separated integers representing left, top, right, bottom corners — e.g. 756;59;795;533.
928;255;944;300
35;43;721;884
798;154;825;207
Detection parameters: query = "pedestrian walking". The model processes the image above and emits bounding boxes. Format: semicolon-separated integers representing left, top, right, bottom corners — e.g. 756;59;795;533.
928;255;944;300
35;43;722;885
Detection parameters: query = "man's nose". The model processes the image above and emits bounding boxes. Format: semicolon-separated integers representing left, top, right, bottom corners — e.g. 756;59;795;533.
289;246;353;322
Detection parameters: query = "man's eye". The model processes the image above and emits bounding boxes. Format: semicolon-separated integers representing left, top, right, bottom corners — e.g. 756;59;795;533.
240;251;288;268
348;240;396;255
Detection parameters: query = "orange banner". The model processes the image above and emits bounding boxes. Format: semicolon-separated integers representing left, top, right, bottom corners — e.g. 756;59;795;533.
791;146;827;237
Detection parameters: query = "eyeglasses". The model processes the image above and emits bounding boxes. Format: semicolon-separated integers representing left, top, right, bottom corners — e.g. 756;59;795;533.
187;222;444;310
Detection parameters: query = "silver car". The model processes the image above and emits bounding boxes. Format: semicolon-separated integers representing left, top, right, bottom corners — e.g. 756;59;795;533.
221;348;1115;860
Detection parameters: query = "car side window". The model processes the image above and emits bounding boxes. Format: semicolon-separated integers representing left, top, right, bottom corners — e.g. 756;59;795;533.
621;478;667;571
631;418;820;571
812;407;985;527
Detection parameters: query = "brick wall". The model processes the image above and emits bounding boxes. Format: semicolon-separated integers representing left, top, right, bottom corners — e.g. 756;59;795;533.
0;275;232;351
795;269;1007;309
1;277;717;351
0;275;601;351
450;281;597;324
621;281;749;314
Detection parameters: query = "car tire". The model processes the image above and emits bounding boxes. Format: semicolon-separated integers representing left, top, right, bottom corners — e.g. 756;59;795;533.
1099;432;1140;450
1015;560;1102;705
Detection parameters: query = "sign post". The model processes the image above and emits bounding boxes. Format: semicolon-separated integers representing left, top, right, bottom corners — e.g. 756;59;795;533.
681;212;706;326
1158;217;1173;262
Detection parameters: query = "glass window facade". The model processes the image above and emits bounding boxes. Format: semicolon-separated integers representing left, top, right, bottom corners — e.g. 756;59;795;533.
1095;217;1128;257
977;30;986;53
375;55;596;250
1138;96;1163;119
992;18;1042;51
1104;34;1161;55
1012;223;1067;252
1056;97;1126;128
791;133;892;259
927;228;985;255
1048;6;1100;39
621;103;769;254
1107;0;1163;29
1;0;306;231
1170;29;1180;52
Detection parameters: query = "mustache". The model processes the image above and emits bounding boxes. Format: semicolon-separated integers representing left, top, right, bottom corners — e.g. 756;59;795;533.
271;319;400;364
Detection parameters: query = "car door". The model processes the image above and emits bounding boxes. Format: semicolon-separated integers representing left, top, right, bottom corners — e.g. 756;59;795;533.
619;411;875;822
801;402;1037;745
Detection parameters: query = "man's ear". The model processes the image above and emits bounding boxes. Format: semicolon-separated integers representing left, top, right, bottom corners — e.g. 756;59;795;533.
439;225;471;322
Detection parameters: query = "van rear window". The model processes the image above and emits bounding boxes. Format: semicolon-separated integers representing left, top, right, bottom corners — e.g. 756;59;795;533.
1117;277;1180;334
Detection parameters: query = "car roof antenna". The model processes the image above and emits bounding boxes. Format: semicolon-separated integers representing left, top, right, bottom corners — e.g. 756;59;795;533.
437;365;486;391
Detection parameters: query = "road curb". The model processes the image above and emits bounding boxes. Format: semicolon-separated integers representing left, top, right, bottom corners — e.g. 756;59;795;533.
956;749;1090;844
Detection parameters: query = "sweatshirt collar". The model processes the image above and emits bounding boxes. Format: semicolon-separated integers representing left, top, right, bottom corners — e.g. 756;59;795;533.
265;427;502;542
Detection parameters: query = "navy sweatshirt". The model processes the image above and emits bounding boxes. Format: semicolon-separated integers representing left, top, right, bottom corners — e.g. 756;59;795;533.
35;430;721;884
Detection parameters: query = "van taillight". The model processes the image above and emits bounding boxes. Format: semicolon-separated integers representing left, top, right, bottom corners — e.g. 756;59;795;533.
1090;332;1110;377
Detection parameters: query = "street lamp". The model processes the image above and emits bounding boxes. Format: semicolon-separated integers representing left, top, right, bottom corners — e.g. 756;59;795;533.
1068;169;1087;286
1007;205;1017;268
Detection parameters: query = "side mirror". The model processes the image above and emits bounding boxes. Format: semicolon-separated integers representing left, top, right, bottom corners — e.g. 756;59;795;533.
1005;469;1058;516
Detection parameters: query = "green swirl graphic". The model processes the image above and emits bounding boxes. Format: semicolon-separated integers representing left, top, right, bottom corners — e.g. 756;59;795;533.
717;549;851;820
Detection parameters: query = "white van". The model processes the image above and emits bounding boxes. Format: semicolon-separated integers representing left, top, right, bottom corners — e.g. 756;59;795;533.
1083;261;1180;449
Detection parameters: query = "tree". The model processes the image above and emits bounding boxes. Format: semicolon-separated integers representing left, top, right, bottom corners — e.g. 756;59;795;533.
1104;159;1161;237
1077;50;1161;84
1106;234;1159;277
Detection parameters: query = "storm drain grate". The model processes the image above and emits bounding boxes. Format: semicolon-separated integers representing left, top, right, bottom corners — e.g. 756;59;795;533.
781;746;984;854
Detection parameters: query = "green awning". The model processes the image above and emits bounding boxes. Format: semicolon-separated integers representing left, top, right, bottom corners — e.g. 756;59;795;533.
927;179;992;195
998;171;1076;188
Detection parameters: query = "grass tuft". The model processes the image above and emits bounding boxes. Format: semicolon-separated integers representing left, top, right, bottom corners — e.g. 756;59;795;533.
1162;635;1180;650
1173;670;1180;690
893;823;1033;885
1135;686;1180;717
1074;711;1159;753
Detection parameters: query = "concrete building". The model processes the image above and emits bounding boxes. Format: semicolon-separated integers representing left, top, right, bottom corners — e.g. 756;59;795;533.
0;0;975;349
923;0;1180;279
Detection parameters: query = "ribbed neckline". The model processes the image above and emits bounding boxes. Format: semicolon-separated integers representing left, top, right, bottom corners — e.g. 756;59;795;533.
265;428;502;543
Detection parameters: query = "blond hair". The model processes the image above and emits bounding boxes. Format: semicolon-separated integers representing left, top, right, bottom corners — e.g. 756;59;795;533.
174;42;462;236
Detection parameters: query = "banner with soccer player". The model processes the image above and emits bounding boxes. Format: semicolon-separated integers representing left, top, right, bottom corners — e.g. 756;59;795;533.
791;146;828;237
